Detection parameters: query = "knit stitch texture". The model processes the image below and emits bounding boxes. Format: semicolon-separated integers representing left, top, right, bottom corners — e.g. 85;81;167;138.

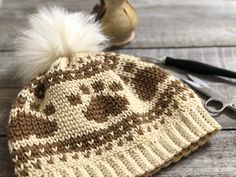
8;52;221;177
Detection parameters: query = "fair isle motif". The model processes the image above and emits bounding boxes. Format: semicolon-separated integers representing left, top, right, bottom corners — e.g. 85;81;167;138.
8;52;221;177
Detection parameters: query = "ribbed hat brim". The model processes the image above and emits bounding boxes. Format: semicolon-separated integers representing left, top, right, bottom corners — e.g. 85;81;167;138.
26;103;221;177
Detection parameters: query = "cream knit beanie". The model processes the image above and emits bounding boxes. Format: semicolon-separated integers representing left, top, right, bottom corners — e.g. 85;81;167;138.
8;7;221;177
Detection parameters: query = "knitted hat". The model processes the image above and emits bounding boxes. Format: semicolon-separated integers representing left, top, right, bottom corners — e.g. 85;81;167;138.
8;7;221;177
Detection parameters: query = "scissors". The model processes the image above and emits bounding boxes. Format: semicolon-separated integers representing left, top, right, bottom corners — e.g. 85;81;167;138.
182;74;236;116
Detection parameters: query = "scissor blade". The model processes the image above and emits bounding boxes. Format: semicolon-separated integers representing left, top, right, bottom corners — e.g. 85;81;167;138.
182;78;213;97
183;76;225;99
140;56;166;64
187;74;208;87
187;74;226;97
182;79;202;89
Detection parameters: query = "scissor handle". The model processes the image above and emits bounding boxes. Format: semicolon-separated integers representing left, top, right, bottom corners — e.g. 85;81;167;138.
204;97;228;116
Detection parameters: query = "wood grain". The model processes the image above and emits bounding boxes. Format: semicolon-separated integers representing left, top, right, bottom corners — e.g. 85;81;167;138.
0;52;20;88
0;137;15;177
0;131;235;177
156;130;236;177
1;0;236;49
0;89;19;136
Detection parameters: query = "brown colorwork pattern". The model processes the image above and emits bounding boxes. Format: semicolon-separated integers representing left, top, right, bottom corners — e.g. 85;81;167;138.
10;80;190;165
102;53;120;70
123;62;137;73
67;93;82;106
131;66;168;101
83;95;129;123
80;85;90;94
43;59;110;89
8;111;58;142
43;103;56;116
92;80;105;93
109;81;123;91
11;113;138;165
30;102;40;112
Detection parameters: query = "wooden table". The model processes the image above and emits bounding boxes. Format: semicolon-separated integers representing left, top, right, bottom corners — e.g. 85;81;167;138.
0;0;235;176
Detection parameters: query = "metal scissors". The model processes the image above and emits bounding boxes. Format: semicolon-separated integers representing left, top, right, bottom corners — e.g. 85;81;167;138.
182;74;236;116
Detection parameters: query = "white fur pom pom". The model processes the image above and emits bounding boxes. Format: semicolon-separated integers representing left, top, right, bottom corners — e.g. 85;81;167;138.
17;7;108;82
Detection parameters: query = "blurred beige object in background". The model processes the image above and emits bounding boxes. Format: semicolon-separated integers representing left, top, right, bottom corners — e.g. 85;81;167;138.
92;0;138;47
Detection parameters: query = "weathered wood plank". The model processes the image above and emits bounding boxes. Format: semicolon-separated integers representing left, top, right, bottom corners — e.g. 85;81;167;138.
0;52;20;88
156;130;236;177
0;0;93;51
1;0;236;49
0;89;19;136
0;131;235;177
0;137;15;177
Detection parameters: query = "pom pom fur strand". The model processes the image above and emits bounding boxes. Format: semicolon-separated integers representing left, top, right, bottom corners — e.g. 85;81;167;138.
16;7;108;83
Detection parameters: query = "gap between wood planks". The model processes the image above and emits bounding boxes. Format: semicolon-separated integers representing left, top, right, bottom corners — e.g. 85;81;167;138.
4;45;236;52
